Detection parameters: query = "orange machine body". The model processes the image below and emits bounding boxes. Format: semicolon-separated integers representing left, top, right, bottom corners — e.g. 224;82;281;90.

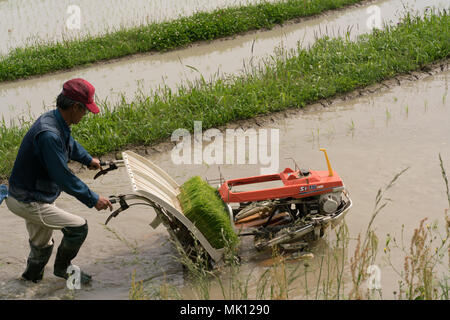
218;168;344;203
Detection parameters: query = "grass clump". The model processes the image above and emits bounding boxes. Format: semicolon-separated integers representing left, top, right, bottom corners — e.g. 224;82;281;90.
0;119;30;181
178;176;238;250
0;0;366;82
75;11;449;153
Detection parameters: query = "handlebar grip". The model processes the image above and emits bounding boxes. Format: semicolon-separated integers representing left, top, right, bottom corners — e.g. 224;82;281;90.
109;197;117;204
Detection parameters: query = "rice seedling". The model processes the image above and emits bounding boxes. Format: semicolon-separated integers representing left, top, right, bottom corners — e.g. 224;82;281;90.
178;176;239;250
347;119;356;134
385;108;392;121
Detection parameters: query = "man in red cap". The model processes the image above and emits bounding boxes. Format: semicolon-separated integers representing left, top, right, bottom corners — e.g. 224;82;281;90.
5;78;112;285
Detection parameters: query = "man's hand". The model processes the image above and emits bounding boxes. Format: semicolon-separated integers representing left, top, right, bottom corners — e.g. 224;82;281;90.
95;196;113;211
88;158;102;170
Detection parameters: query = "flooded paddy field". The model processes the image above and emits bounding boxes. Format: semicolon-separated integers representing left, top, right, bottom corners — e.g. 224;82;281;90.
1;0;448;124
0;0;448;301
0;64;448;299
0;0;283;55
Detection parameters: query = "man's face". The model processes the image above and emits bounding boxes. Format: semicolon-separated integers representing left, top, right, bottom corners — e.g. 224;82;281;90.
71;103;87;124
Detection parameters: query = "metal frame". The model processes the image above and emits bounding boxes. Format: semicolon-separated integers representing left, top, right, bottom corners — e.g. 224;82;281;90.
253;191;352;250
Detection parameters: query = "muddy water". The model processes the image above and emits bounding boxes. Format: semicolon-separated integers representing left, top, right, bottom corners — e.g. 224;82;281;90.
144;69;450;299
0;67;448;299
0;0;280;54
1;0;448;124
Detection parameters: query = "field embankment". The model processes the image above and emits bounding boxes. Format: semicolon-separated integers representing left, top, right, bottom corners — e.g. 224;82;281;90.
0;0;368;82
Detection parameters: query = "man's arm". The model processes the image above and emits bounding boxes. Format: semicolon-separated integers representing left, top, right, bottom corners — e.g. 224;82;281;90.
36;131;99;208
70;137;92;166
70;137;103;171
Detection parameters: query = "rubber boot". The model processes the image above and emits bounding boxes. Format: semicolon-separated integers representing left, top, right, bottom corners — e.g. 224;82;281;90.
21;239;54;283
53;222;92;285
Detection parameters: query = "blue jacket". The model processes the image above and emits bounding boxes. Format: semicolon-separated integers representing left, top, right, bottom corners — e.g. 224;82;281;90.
8;109;99;208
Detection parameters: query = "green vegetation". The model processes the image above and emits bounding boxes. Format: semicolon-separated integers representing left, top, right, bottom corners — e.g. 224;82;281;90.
0;122;29;181
0;0;366;82
0;11;449;181
178;176;238;249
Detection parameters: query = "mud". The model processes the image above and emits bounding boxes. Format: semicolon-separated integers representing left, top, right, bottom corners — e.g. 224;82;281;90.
1;0;448;124
0;62;448;299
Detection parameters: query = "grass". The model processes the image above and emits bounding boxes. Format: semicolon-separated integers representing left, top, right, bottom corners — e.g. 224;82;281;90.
0;120;29;181
129;159;449;300
382;154;450;300
178;176;239;249
0;0;368;82
0;10;449;181
348;167;409;299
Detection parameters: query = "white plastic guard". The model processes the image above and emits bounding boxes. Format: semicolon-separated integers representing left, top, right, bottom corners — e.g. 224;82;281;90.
122;150;225;262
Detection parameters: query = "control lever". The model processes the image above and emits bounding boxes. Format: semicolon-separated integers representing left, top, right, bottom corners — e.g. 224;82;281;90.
105;195;129;225
93;160;124;180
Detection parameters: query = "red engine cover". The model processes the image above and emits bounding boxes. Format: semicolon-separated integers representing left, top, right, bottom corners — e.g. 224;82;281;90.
218;168;344;203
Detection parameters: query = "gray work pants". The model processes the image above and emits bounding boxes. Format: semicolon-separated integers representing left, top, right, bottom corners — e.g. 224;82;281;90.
5;196;86;247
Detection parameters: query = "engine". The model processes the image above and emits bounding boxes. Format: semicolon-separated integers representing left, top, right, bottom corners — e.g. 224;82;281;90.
233;191;344;226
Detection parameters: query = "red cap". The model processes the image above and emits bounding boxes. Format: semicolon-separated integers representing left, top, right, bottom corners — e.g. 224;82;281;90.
62;78;100;114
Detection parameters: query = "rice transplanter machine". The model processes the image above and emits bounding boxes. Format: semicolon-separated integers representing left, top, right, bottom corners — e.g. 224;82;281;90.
103;149;352;263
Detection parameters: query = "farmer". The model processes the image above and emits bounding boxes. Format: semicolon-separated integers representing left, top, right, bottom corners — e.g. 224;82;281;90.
5;78;112;285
